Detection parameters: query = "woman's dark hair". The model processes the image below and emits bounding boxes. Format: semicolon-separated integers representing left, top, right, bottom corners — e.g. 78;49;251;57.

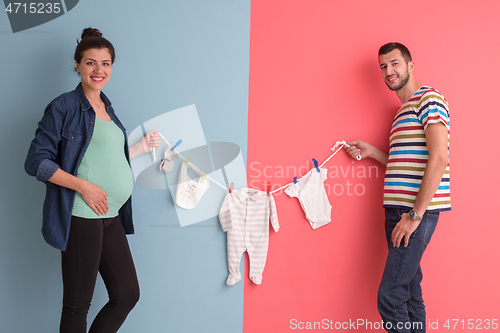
378;42;412;63
74;28;115;64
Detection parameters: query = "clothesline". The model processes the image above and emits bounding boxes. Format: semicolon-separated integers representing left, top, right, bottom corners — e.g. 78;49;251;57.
269;141;348;194
153;133;229;190
148;135;361;286
151;134;358;193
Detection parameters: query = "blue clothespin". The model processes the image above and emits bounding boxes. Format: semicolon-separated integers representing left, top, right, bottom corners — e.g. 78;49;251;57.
293;176;298;184
312;158;320;173
171;139;182;151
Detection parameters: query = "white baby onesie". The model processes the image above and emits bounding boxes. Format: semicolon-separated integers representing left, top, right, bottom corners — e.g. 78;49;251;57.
285;168;332;229
219;189;279;285
175;161;209;209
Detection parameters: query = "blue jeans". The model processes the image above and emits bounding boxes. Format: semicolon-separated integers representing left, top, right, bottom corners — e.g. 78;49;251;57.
378;208;439;333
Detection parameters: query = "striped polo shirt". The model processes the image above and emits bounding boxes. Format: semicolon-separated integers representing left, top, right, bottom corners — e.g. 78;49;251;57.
384;86;451;212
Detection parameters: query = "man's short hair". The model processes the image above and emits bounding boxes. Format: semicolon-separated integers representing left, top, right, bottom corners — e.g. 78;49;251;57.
379;42;412;63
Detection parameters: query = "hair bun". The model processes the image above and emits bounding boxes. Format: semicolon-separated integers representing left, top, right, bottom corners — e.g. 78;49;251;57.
74;27;115;65
81;28;102;40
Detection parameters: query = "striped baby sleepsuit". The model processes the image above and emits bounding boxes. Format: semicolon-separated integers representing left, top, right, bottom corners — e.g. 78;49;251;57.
219;189;279;285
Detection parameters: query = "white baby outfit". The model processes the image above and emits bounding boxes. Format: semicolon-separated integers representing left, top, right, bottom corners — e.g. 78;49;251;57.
175;161;209;209
285;167;332;229
219;189;279;285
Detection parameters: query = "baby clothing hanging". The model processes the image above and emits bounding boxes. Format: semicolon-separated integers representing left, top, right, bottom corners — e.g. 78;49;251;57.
159;144;181;173
285;167;332;230
269;141;347;195
175;161;210;209
219;188;279;285
153;133;229;191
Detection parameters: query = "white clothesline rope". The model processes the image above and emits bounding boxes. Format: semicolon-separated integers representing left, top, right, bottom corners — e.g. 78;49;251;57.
269;141;354;194
153;133;229;190
150;135;357;194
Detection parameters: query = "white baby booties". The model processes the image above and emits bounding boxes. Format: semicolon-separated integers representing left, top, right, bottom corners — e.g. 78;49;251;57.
159;144;181;173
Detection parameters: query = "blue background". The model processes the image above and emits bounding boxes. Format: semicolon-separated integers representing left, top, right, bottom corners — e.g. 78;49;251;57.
0;0;250;332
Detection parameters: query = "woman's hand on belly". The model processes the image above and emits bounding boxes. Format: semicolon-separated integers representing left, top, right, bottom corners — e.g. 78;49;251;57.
80;181;109;216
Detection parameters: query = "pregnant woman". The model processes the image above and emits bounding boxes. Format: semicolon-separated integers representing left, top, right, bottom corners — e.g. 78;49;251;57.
25;28;160;333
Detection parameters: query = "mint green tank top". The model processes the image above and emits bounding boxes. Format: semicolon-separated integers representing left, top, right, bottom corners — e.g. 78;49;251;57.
72;116;133;219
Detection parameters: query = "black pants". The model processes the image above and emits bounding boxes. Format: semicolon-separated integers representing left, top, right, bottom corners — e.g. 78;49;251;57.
60;216;140;333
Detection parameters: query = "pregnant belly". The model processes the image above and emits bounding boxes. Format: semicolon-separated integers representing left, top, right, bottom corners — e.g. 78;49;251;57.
73;157;133;218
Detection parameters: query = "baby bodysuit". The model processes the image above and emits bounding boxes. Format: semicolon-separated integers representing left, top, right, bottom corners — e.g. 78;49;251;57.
285;168;332;229
219;189;279;285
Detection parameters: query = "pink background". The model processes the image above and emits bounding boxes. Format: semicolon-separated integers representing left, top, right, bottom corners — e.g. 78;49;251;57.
246;0;500;331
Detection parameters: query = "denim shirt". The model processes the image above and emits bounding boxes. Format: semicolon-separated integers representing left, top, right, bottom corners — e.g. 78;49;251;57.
25;83;133;251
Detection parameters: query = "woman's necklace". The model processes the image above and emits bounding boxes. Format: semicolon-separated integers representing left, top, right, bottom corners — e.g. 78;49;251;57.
90;98;104;110
85;92;104;110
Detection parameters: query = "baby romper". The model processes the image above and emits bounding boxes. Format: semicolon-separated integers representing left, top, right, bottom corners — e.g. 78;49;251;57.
219;189;279;285
285;168;332;229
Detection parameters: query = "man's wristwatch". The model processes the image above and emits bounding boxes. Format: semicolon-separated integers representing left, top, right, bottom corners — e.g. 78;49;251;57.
408;209;423;221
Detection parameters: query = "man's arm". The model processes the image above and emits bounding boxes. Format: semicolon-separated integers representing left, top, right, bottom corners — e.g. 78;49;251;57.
345;140;389;166
391;122;449;247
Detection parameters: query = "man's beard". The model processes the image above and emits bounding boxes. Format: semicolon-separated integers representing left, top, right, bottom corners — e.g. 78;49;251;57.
387;70;410;91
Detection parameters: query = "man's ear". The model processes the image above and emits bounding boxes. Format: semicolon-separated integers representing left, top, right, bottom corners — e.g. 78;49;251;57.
408;60;415;74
